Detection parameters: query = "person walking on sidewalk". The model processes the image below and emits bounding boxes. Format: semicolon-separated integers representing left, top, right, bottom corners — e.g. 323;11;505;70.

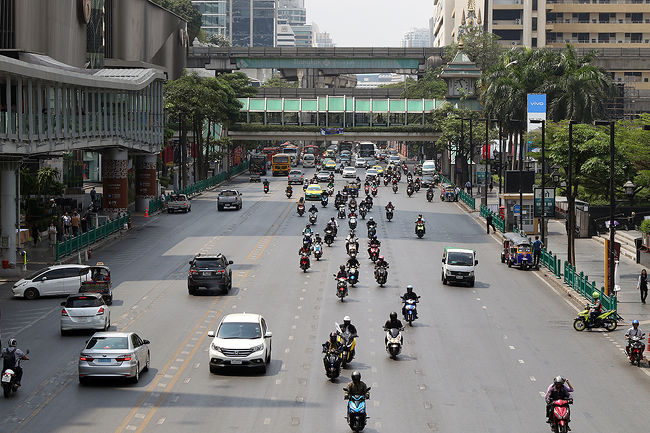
533;236;543;269
465;181;471;195
47;222;57;248
637;269;648;304
71;211;80;237
30;223;39;247
486;213;495;234
62;212;71;236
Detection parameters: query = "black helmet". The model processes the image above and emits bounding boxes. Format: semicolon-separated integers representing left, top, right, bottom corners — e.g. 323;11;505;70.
351;371;361;383
340;265;346;271
406;285;413;293
330;332;338;343
390;311;397;321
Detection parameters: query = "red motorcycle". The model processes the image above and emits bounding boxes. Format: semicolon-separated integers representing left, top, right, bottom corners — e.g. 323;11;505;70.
364;184;370;195
628;335;645;366
335;276;348;301
369;245;380;262
550;399;572;433
371;186;378;197
297;204;305;216
300;253;310;272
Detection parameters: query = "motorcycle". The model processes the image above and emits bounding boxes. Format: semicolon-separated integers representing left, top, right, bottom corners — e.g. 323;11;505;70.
2;350;28;398
349;200;357;214
375;265;388;287
336;324;357;366
367;226;376;239
313;242;323;260
406;186;414;197
573;307;619;331
371;186;377;197
286;188;293;198
324;228;335;246
321;195;328;207
407;173;413;183
345;389;371;432
392;184;398;194
347;266;359;287
327;185;334;196
359;205;367;220
297;204;305;217
347;241;359;258
415;222;425;239
385;208;393;222
309;211;318;225
263;183;269;194
628;335;646;366
349;216;357;230
414;178;421;191
426;189;433;202
383;177;389;186
323;348;341;380
334;275;349;301
299;253;310;272
364;196;373;210
364;184;370;195
369;245;379;262
384;327;403;358
338;205;347;219
549;399;572;433
303;233;313;248
402;296;420;326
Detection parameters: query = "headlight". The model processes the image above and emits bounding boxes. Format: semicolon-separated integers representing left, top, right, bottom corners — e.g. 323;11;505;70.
446;270;452;275
469;271;474;276
251;344;265;353
211;343;222;352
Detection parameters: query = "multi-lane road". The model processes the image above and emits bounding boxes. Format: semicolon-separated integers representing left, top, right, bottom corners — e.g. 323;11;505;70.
1;166;649;433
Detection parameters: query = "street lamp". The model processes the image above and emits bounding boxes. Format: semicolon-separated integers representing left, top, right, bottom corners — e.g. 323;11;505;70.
479;118;498;207
594;119;615;295
462;117;474;195
567;120;577;265
530;119;546;246
624;180;635;205
509;119;524;230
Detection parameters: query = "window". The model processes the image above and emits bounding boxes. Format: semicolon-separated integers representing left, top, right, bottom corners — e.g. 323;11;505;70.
217;322;262;339
631;13;642;22
599;13;609;23
66;297;103;308
86;336;128;350
40;269;70;280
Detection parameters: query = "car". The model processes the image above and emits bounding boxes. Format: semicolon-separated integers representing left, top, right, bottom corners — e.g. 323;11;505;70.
422;160;437;176
421;174;436;188
208;313;272;374
372;165;384;176
365;169;379;183
387;155;401;165
355;157;367;168
342;166;357;179
288;169;304;185
249;172;261;182
78;332;150;384
305;184;324;201
441;247;478;287
364;158;376;168
217;190;243;211
60;293;110;335
323;159;336;171
316;171;331;182
12;264;91;300
302;154;315;168
167;194;191;213
187;254;233;294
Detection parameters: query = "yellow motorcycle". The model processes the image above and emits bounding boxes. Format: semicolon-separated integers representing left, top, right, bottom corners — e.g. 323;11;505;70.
336;324;357;366
573;307;620;332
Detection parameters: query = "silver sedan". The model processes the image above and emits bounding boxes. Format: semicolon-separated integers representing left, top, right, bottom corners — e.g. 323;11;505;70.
60;293;110;335
78;332;150;384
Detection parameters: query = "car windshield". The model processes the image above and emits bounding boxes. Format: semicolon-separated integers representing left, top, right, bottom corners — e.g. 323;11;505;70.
447;252;474;266
290;171;301;175
27;267;50;280
217;322;262;339
193;258;221;268
423;162;435;169
67;297;103;308
308;186;320;191
86;336;129;350
220;191;237;196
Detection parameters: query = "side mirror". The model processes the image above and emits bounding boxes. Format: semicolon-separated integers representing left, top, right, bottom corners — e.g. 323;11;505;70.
61;301;66;306
441;258;445;263
142;339;150;345
265;331;273;338
475;259;479;265
189;261;193;265
228;260;233;265
208;331;215;337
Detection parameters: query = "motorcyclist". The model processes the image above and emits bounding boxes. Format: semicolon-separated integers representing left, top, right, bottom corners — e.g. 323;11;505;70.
1;338;29;386
346;255;361;277
588;291;603;324
335;191;343;206
340;316;358;337
314;232;323;245
374;255;389;280
302;224;313;236
625;319;644;355
545;376;574;425
286;184;293;194
383;312;403;331
298;241;311;257
344;371;370;400
349;196;357;209
366;217;377;230
414;214;426;234
367;235;381;258
401;285;419;318
297;197;305;212
385;201;395;212
328;217;338;234
263;179;270;189
346;231;359;255
336;264;349;280
308;204;319;214
322;332;341;367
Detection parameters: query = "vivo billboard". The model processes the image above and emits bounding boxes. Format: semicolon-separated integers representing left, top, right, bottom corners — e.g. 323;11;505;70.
527;94;546;132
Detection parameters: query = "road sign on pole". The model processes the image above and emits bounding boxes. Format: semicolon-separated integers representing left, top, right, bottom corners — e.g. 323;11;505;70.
534;187;555;217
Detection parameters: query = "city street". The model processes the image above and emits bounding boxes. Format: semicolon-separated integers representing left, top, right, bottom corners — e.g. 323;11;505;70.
1;168;649;433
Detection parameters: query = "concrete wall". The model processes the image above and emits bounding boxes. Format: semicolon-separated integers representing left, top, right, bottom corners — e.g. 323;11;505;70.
15;0;87;67
111;0;187;79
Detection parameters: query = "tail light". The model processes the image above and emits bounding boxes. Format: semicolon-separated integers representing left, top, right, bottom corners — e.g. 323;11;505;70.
61;308;68;316
96;307;105;315
189;269;198;275
80;355;94;362
115;355;132;362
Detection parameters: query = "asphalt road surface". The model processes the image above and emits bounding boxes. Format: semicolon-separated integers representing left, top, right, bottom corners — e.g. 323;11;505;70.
1;165;649;433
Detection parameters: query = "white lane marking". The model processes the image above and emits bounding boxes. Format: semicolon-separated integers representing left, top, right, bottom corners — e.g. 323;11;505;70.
509;345;516;350
476;297;481;301
288;335;294;340
285;348;290;353
294;315;300;319
264;418;271;425
482;306;487;309
193;363;200;369
126;426;136;431
539;391;546;398
276;379;282;385
184;377;191;384
156;418;166;425
291;325;297;329
371;367;377;373
518;359;525;364
530;376;536;382
135;413;146;419
131;305;138;310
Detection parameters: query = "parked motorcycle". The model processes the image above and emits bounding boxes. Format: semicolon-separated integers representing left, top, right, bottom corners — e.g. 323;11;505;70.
549;399;572;433
401;296;420;326
573;308;619;331
384;327;403;359
345;389;370;432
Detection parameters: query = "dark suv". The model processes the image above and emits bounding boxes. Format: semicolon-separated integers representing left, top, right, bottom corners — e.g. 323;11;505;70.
187;254;233;295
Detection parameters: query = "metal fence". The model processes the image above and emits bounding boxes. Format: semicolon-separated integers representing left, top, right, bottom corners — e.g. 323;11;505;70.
563;261;617;311
56;214;130;261
479;205;505;233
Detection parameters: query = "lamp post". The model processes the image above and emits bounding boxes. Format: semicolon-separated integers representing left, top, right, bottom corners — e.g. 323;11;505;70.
497;119;503;208
530;119;546;246
624;180;635;206
463;117;473;194
595;120;615;295
459;118;465;186
509;119;524;230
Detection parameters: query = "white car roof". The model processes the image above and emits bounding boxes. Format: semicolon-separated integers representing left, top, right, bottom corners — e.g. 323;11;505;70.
222;313;262;323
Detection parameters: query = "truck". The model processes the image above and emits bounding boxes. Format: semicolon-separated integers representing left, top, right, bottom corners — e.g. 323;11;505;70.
217;190;243;211
249;153;267;181
338;141;353;154
167;194;191;213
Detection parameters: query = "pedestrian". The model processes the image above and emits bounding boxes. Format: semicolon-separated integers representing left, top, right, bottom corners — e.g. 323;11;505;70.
71;211;80;237
465;180;471;195
486;212;495;234
80;215;88;233
637;269;648;304
30;223;39;246
90;187;96;206
47;221;57;247
489;180;494;193
62;212;71;236
533;235;543;268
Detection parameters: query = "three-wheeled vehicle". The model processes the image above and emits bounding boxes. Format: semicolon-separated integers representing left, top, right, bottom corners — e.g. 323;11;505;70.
346;181;359;198
78;262;112;304
501;233;533;270
440;183;457;202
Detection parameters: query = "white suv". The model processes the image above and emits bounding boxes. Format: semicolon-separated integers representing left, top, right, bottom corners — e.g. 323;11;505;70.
208;313;272;374
441;247;478;287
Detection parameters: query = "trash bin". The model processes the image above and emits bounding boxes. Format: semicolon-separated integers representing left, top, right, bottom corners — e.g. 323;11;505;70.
2;260;8;269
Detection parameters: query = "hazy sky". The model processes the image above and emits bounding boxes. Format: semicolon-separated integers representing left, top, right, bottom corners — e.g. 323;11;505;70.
306;0;433;47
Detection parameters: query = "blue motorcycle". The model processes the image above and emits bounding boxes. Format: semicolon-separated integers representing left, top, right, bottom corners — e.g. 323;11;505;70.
402;296;420;326
347;266;358;287
345;389;370;432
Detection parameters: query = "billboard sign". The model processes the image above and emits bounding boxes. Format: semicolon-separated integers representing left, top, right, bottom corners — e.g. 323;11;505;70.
527;94;546;132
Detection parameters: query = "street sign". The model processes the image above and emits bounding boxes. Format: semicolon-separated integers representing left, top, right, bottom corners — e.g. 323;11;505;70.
320;128;343;135
534;187;555;217
513;204;521;215
477;171;487;183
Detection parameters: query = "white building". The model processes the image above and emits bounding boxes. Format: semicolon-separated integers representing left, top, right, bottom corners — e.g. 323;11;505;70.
312;22;335;47
356;73;405;89
277;22;296;46
401;27;431;48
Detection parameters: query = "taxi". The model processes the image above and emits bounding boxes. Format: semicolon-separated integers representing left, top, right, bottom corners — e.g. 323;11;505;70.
305;184;324;201
323;159;336;171
372;165;384;176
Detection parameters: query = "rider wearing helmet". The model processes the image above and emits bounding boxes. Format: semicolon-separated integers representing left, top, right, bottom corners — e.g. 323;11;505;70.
340;316;358;338
414;214;426;234
375;255;389;270
401;285;420;318
545;376;574;424
385;201;395;211
1;338;29;386
322;332;341;368
383;312;403;331
588;291;602;324
367;235;381;258
366;217;377;229
625;319;645;355
336;265;349;280
344;371;370;399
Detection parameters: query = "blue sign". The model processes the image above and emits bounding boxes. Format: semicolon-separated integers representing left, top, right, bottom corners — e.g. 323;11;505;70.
527;94;546;114
320;128;343;136
513;204;521;214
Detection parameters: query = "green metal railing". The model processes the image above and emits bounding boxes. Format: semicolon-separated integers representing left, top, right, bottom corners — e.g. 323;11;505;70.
479;205;505;233
563;261;617;311
540;248;562;278
55;214;130;260
458;190;475;210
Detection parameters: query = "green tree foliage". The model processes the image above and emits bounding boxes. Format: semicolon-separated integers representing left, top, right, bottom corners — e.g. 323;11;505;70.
152;0;202;44
379;68;447;99
613;114;650;201
262;75;299;88
444;26;503;72
207;33;231;47
218;72;258;97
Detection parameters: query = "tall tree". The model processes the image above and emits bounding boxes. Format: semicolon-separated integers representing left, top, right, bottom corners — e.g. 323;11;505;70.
262;75;298;88
152;0;202;43
208;33;231;47
444;26;503;72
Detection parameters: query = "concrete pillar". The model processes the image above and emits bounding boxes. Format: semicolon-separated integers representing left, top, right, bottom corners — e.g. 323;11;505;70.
135;154;157;212
0;161;18;271
102;149;129;215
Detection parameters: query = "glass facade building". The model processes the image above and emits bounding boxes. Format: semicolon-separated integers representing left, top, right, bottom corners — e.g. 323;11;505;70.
193;0;276;46
192;1;228;37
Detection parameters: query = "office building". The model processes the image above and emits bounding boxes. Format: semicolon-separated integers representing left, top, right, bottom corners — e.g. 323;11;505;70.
292;24;313;47
401;27;432;47
312;22;335;47
191;1;228;37
277;22;296;46
278;0;306;25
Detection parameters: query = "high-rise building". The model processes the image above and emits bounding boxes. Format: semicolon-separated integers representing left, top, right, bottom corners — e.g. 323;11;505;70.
277;21;296;46
278;0;306;25
401;27;432;47
292;24;313;47
312;22;334;47
192;0;277;46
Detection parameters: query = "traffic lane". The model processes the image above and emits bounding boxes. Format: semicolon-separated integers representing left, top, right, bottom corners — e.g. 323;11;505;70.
0;178;293;432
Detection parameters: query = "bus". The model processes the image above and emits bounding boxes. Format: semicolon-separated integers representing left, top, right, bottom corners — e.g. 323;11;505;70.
338;141;353;154
358;141;376;159
262;147;279;162
283;145;300;167
249;153;267;175
304;144;320;157
272;153;291;176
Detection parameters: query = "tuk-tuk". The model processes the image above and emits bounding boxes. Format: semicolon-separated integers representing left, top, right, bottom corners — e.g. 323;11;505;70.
501;233;533;270
440;183;457;202
347;181;359;198
79;262;112;304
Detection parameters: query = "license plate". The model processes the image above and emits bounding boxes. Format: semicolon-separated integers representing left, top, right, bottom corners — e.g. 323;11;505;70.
97;358;111;363
230;360;242;365
202;271;211;276
2;374;10;382
456;276;464;279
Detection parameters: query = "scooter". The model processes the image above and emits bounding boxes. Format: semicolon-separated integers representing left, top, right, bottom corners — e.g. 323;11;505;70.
347;266;359;287
628;335;646;366
334;276;349;301
349;201;357;214
324;228;335;246
371;186;377;197
383;177;389;186
309;211;318;225
349;216;357;231
415;222;425;238
286;188;293;198
299;253;310;272
336;324;357;366
359;206;367;220
392;184;398;194
414;179;421;192
313;242;323;261
369;245;380;263
345;389;371;432
2;350;28;398
402;296;420;326
323;348;341;380
406;186;414;197
321;195;328;207
573;307;620;331
384;327;403;359
338;205;347;219
385;208;393;222
364;184;370;195
327;185;334;196
264;183;269;194
367;226;377;239
549;399;572;433
297;204;305;216
375;265;388;287
426;189;433;202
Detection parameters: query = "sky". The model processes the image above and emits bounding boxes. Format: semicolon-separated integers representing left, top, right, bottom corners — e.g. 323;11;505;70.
305;0;433;47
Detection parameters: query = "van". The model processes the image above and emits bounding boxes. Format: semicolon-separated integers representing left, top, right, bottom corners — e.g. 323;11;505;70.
441;247;478;287
12;264;92;299
387;155;401;165
422;160;436;176
302;154;315;168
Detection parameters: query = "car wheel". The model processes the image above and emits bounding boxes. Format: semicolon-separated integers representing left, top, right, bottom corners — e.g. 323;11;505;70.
217;205;223;212
103;319;109;331
61;328;68;336
143;352;150;372
131;363;140;384
188;287;196;295
24;287;39;300
468;278;475;287
79;376;89;385
442;274;447;285
167;209;172;213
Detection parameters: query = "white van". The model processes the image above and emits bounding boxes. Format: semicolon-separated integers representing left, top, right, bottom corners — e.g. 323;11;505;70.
387;155;401;166
12;265;91;300
302;154;315;168
422;160;436;176
441;247;478;287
